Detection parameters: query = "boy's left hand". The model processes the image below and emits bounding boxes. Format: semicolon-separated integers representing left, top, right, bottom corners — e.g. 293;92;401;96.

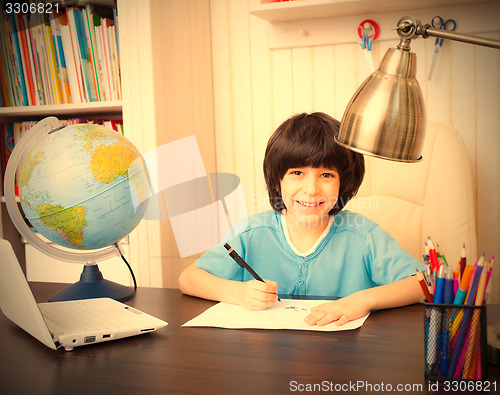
304;292;371;326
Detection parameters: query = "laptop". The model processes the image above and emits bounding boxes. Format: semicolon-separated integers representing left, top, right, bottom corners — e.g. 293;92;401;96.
0;238;167;351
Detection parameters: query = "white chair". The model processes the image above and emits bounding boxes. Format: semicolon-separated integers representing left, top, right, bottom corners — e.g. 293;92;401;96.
345;122;477;267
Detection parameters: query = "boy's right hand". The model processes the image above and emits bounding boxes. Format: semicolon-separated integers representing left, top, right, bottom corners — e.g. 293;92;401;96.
239;279;279;311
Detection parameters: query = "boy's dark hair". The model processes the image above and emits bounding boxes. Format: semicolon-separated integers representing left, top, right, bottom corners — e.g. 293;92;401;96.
263;112;365;215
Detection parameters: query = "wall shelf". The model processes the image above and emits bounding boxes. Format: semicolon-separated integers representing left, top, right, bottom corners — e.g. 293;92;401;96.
249;0;491;23
0;101;123;120
249;0;498;49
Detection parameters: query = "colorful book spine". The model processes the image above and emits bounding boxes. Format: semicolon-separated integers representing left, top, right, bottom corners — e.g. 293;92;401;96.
26;13;45;105
23;14;41;105
72;6;97;102
7;12;28;105
84;4;103;101
14;14;36;105
0;22;11;105
44;22;62;104
50;13;71;104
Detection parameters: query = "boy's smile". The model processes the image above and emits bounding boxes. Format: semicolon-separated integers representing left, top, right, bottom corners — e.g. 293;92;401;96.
280;166;340;232
296;200;323;208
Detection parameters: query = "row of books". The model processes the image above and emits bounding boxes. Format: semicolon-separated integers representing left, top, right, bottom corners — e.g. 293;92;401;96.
0;2;121;107
1;119;124;195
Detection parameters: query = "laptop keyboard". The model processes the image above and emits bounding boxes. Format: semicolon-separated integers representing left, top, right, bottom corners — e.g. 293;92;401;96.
39;299;129;332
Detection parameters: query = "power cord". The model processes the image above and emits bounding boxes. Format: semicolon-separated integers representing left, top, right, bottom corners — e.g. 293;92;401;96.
114;243;137;293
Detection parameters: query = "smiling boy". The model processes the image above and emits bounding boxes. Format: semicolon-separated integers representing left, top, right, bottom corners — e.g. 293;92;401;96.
179;112;424;326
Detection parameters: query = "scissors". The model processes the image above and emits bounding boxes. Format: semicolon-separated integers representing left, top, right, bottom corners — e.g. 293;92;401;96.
357;19;379;72
428;16;457;80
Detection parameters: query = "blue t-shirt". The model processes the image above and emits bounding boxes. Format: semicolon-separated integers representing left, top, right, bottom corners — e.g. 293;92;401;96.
196;210;424;297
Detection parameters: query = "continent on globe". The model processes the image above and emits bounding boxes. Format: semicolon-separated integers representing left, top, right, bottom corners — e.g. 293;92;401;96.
36;204;87;248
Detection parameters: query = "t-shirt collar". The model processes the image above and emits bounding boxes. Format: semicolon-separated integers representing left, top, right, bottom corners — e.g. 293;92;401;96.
280;213;334;257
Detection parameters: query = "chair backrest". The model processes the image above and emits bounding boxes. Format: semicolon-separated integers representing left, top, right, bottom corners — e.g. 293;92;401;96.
345;122;477;266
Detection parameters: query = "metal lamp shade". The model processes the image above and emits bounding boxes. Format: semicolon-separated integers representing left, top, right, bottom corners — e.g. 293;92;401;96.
336;47;426;162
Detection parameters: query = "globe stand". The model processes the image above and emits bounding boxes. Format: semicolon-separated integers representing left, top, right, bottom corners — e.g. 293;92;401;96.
48;263;135;303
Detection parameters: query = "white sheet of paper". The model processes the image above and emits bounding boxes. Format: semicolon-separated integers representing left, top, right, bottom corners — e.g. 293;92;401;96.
182;299;370;331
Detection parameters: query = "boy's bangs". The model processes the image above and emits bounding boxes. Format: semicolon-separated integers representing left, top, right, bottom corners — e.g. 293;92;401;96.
283;128;341;171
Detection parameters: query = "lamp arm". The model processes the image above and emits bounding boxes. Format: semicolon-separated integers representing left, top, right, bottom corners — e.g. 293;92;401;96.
422;25;500;50
396;16;500;50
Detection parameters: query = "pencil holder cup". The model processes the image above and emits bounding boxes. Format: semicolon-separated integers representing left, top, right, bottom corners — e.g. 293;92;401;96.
423;302;488;381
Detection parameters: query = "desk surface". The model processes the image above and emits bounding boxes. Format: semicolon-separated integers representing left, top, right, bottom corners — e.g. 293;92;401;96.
1;283;499;395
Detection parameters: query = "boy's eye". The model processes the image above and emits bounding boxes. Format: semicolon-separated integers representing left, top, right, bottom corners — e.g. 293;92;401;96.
322;172;337;178
289;170;302;176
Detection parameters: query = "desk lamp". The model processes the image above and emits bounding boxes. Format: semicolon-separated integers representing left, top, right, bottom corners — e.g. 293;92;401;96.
336;16;500;162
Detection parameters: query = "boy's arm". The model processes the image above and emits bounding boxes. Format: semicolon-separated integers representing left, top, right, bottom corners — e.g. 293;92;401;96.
304;275;423;326
179;263;278;310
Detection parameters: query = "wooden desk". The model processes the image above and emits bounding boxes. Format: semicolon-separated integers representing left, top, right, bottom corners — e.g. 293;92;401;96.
1;283;499;394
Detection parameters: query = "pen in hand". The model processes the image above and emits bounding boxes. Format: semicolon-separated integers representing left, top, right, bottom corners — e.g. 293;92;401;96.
224;243;280;302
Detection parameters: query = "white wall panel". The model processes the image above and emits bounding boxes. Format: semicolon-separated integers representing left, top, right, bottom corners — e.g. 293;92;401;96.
333;44;359;118
211;0;234;174
249;11;273;213
312;46;336;115
450;43;476;165
291;47;314;114
271;49;294;128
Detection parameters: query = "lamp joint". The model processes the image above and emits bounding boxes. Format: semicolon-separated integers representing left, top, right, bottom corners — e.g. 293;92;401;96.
396;39;412;52
396;16;422;41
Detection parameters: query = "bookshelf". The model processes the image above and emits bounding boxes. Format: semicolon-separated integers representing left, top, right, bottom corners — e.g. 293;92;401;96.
0;100;122;119
0;0;142;277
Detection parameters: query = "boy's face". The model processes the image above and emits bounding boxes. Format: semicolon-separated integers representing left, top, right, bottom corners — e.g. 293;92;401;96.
280;166;340;230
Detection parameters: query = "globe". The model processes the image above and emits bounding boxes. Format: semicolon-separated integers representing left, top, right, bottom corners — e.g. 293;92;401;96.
18;122;150;250
4;117;151;302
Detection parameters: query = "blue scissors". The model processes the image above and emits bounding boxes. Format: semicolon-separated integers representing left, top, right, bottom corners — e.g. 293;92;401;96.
428;16;457;80
358;20;379;72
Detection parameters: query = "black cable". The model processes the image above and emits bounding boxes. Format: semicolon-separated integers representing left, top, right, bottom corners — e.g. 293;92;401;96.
114;243;137;293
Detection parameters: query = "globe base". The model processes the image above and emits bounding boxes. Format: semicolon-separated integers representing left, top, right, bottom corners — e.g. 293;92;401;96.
48;264;135;302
